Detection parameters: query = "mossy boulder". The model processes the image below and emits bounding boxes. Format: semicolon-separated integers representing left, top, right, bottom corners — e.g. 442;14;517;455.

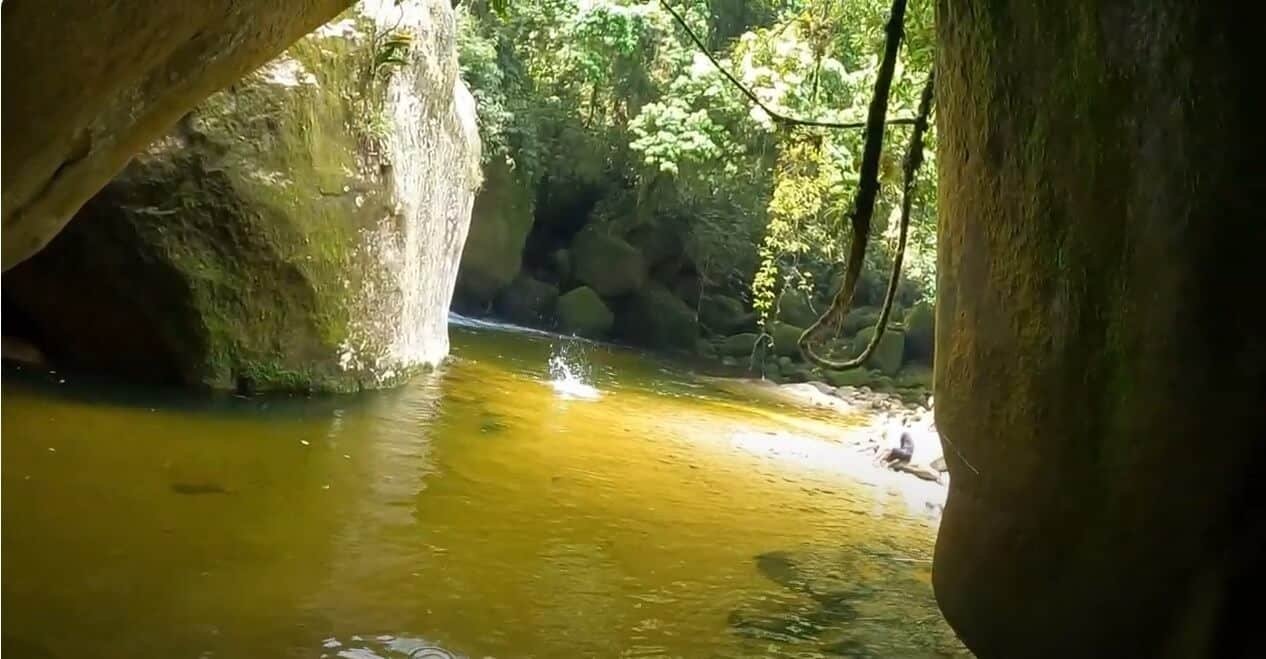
720;333;763;357
903;300;935;363
824;368;874;388
699;294;755;335
842;306;882;335
571;228;647;297
617;285;699;351
456;159;536;305
772;323;805;358
777;289;819;328
852;326;905;375
1;0;481;392
493;275;559;327
556;286;613;338
1;0;355;270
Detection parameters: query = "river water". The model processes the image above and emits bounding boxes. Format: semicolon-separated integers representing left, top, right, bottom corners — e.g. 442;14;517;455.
1;316;967;658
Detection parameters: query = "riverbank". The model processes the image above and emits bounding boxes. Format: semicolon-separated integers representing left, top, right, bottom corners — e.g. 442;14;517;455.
704;375;947;493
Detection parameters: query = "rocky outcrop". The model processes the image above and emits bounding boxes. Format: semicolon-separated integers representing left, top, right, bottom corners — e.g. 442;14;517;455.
934;2;1260;657
570;228;647;297
455;159;536;306
3;0;481;392
776;289;818;328
771;323;804;358
556;286;613;338
1;0;355;270
719;333;762;357
852;327;904;376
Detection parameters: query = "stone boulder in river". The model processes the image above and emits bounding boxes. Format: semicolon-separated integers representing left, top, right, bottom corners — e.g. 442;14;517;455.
777;288;819;329
617;285;699;351
556;286;614;338
852;326;905;376
494;275;559;327
903;301;934;364
570;228;647;297
2;0;481;392
455;158;536;306
772;323;805;358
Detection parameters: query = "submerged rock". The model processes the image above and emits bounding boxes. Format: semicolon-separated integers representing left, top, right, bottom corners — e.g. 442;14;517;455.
3;0;481;392
556;286;613;338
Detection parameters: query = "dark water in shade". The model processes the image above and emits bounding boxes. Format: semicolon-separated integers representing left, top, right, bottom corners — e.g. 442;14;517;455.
1;316;968;658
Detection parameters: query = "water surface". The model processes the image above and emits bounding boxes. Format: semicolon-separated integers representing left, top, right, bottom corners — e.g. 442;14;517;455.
2;317;966;657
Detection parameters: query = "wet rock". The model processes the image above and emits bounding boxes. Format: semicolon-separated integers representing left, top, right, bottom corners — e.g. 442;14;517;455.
851;327;905;375
902;300;934;363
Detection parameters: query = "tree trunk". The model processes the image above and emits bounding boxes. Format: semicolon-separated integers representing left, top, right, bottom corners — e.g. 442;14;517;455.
933;1;1261;656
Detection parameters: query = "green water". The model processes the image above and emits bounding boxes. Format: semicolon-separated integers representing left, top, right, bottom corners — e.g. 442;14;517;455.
2;318;966;658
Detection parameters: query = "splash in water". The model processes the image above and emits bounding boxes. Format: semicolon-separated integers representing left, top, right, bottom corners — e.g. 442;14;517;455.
548;342;601;400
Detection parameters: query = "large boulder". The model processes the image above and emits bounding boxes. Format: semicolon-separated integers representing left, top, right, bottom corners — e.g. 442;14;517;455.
455;159;535;305
841;305;881;335
934;3;1260;656
852;326;905;375
493;275;558;327
556;286;613;338
771;323;804;358
903;300;934;364
2;0;355;270
2;0;481;392
777;288;818;328
719;333;763;357
570;228;646;297
617;285;698;351
699;294;754;335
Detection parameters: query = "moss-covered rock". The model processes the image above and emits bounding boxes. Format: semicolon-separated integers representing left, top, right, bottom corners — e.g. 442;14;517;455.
556;286;613;338
852;326;905;375
824;368;874;388
903;301;934;364
617;285;698;351
2;0;481;392
777;289;818;328
842;305;882;335
720;333;763;357
699;294;754;335
772;322;805;358
494;275;558;327
456;159;535;305
570;228;646;296
1;0;355;270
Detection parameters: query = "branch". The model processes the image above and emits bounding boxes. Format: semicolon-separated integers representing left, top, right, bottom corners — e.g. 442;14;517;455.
803;71;934;370
796;0;913;368
658;0;917;130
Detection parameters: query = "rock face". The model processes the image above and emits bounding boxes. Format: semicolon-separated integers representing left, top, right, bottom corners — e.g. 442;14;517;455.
556;286;613;338
455;159;536;306
934;2;1260;657
1;0;355;270
571;228;647;297
3;0;481;392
